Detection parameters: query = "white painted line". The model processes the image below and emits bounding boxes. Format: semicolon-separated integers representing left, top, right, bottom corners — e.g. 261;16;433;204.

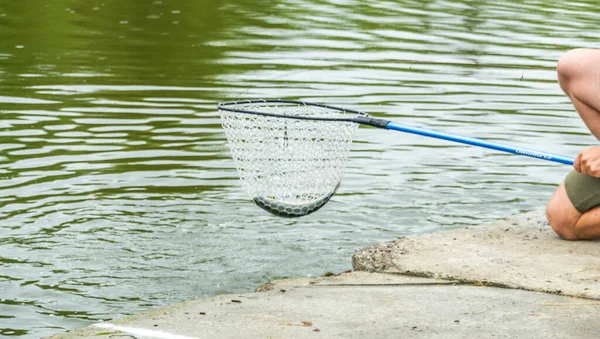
94;323;201;339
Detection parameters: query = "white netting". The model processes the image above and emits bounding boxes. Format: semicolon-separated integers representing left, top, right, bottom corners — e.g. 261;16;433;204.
219;101;360;217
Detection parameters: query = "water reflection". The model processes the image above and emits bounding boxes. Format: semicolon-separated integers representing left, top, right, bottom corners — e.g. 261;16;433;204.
0;0;597;337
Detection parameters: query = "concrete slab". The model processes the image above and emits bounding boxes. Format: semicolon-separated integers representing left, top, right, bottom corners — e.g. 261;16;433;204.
48;272;600;339
352;209;600;299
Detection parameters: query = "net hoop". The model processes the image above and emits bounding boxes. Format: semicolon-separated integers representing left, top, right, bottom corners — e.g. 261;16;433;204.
217;99;368;121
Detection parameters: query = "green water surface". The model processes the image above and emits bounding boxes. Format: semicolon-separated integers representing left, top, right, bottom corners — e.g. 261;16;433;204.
0;0;599;337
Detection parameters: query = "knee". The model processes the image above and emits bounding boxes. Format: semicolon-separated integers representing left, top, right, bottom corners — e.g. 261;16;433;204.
557;48;594;94
546;203;579;240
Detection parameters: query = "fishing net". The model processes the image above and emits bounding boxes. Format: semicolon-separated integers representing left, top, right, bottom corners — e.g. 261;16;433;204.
219;100;361;217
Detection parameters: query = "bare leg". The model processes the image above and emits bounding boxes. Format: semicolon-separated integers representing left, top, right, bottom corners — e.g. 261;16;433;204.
546;183;580;240
556;48;600;138
573;206;600;239
546;49;600;240
546;182;600;240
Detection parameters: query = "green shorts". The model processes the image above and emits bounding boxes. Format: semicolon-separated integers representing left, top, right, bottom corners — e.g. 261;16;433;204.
564;170;600;213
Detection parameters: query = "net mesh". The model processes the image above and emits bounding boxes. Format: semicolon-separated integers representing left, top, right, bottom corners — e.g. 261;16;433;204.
219;101;360;217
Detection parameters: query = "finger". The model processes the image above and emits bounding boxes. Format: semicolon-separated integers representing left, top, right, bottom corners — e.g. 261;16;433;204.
574;153;582;173
590;160;600;177
581;157;590;175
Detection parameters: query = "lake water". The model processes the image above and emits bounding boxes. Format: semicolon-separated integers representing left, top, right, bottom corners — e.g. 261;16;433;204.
1;0;598;337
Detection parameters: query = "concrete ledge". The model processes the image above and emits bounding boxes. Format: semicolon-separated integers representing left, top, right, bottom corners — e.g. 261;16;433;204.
48;272;600;339
352;209;600;299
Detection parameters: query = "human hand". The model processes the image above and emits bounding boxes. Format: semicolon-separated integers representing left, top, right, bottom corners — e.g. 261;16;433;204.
574;146;600;177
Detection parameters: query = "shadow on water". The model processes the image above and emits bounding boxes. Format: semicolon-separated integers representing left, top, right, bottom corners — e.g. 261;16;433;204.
0;0;598;337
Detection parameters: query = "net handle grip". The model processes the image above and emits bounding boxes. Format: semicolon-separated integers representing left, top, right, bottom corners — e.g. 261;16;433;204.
354;116;390;129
